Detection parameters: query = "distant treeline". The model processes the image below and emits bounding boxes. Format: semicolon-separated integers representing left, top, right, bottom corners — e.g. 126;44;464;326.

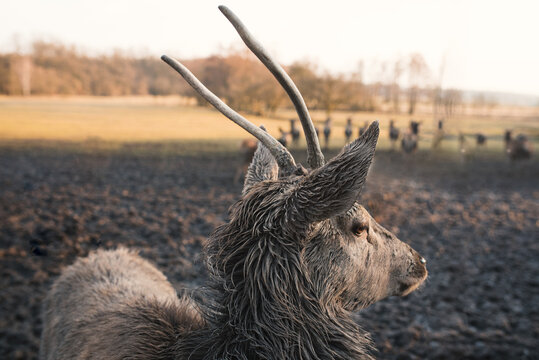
2;41;461;115
0;42;189;97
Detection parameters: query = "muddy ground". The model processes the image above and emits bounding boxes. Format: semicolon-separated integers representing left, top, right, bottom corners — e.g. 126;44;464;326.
0;144;538;359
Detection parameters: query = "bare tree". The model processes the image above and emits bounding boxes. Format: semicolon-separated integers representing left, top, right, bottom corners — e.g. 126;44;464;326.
13;55;32;96
407;53;429;115
391;58;404;113
316;72;349;116
287;61;320;109
432;55;446;125
442;89;462;121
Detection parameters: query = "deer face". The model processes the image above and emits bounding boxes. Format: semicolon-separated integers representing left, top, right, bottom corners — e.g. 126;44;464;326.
305;204;427;310
242;122;427;311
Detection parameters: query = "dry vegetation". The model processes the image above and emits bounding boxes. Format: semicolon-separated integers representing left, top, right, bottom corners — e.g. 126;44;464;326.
1;96;538;155
7;40;531;118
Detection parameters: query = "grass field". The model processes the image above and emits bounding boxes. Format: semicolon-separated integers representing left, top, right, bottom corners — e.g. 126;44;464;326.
1;96;538;156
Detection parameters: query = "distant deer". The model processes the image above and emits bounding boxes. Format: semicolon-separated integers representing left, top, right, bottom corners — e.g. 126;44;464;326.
389;119;400;150
234;138;258;183
344;117;353;143
290;118;301;146
358;120;369;137
410;120;420;135
504;130;512;149
475;133;487;147
323;117;331;149
431;119;444;149
505;130;532;160
458;132;471;161
401;120;421;154
277;127;288;147
40;6;428;360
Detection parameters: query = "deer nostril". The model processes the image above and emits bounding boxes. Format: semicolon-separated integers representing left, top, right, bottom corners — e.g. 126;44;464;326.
420;257;427;265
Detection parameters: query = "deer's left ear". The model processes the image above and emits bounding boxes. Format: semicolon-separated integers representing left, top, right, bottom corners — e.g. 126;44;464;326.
243;142;279;194
289;121;379;224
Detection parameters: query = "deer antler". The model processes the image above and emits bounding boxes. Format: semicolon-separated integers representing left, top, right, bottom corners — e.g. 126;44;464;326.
161;55;297;175
218;5;325;169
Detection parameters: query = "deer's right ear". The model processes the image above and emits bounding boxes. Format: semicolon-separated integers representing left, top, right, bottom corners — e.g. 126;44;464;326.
291;121;379;224
243;142;279;195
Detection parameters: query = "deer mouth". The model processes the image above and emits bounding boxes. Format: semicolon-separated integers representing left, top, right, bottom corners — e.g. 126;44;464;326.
398;259;428;296
398;274;427;296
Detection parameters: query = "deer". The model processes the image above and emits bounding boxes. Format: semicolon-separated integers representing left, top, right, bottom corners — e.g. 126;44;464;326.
323;117;331;150
358;120;369;138
290;118;301;147
277;127;289;147
344;117;353;143
401;120;421;154
234;138;258;183
504;130;532;160
40;6;428;360
389;119;400;150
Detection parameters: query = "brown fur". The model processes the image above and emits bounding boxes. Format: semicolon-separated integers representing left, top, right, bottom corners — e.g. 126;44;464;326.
41;8;427;358
40;248;203;359
41;123;428;359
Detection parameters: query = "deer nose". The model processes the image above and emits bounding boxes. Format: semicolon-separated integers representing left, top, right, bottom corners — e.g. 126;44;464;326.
420;257;427;265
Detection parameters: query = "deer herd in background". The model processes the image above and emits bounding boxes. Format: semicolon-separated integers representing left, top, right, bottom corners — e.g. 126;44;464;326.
236;117;533;183
256;117;532;160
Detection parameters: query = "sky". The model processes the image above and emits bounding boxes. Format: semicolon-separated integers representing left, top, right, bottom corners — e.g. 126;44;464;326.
2;0;539;97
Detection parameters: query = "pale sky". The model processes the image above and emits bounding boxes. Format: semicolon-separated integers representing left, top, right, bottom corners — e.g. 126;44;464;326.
2;0;539;97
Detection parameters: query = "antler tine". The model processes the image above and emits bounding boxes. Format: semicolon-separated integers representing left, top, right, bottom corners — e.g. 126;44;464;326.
161;55;297;175
218;5;325;169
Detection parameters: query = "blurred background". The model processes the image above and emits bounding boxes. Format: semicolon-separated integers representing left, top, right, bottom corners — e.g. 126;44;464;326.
0;1;538;359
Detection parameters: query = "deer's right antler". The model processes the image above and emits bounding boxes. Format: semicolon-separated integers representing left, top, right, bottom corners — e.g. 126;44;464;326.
162;5;327;174
161;55;297;176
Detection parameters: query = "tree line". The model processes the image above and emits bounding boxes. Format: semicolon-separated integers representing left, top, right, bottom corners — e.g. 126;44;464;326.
1;41;462;116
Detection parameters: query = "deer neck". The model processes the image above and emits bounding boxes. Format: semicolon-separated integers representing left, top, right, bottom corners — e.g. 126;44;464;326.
191;231;374;359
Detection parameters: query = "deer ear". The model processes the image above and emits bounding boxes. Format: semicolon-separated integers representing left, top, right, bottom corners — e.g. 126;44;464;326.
291;121;379;223
243;141;279;195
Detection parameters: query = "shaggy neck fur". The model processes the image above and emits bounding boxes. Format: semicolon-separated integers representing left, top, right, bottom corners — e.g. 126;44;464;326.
179;184;374;359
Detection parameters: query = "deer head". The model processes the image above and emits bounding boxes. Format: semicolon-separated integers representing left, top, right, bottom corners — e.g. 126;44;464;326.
236;123;427;310
162;6;427;356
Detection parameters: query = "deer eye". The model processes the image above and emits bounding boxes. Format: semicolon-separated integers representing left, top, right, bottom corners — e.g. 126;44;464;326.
351;222;369;237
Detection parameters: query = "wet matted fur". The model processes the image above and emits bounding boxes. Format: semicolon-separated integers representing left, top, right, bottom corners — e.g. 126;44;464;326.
40;125;427;359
